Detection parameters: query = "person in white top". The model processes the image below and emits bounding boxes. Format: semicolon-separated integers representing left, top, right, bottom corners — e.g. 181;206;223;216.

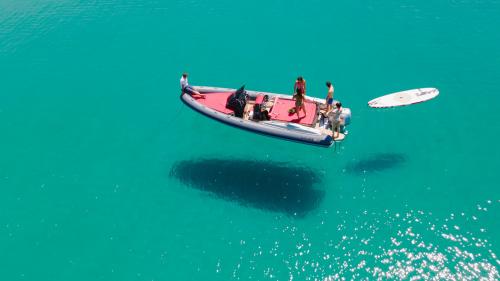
180;73;203;98
327;102;344;138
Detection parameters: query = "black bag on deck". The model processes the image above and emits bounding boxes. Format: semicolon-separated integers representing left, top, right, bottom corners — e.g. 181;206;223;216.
253;104;270;121
253;103;262;120
226;85;248;118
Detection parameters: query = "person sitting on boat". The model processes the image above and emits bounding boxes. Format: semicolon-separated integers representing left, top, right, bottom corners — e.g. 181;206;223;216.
180;73;204;98
328;102;343;138
325;81;335;112
293;88;307;118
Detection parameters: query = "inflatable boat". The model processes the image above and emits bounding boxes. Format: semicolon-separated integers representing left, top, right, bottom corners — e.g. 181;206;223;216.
180;86;352;148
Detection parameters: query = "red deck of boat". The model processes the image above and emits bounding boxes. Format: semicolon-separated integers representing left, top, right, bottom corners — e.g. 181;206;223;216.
269;97;316;125
194;93;316;126
194;92;234;114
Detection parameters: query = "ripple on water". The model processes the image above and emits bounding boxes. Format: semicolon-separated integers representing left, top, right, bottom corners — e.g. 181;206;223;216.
214;200;499;280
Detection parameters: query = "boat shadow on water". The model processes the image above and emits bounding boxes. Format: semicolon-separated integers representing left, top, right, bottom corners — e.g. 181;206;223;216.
169;158;325;217
345;153;407;175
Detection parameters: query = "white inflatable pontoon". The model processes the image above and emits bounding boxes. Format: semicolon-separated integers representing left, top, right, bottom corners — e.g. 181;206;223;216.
181;86;352;148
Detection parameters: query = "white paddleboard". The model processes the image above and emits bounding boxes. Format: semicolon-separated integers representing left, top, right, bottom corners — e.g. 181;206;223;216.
368;88;439;108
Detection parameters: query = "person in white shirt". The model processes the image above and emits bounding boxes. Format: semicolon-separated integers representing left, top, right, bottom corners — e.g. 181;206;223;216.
180;73;203;98
328;102;344;138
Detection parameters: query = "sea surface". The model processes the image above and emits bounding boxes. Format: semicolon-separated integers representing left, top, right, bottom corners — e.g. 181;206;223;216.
1;1;499;280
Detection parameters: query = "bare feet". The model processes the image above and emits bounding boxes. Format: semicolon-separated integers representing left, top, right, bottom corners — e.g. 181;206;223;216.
192;91;205;98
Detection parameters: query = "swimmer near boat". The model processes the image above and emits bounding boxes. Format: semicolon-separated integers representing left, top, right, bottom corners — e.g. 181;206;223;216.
180;85;352;148
368;88;439;108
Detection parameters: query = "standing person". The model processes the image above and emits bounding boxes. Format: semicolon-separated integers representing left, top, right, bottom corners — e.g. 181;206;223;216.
328;102;343;138
294;76;306;96
293;76;307;118
180;73;204;98
293;88;307;118
325;81;335;112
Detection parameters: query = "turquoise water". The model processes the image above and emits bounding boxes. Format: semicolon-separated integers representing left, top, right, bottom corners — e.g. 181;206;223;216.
1;0;499;280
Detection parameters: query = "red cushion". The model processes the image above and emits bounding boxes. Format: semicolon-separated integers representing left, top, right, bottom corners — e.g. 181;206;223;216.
255;94;264;104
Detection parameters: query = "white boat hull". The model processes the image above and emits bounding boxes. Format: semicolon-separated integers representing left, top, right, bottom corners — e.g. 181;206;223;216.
181;86;351;147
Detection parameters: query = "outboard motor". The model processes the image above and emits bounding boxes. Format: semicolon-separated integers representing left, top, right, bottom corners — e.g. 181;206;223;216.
341;108;351;126
340;107;351;134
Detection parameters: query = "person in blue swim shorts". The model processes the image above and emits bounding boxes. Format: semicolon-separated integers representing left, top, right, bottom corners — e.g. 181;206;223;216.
325;81;335;112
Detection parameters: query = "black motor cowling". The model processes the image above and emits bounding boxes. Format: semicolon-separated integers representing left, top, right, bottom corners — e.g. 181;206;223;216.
226;85;248;118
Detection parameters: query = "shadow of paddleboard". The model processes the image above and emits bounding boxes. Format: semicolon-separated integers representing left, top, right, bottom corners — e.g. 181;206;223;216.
169;158;324;217
345;153;407;175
